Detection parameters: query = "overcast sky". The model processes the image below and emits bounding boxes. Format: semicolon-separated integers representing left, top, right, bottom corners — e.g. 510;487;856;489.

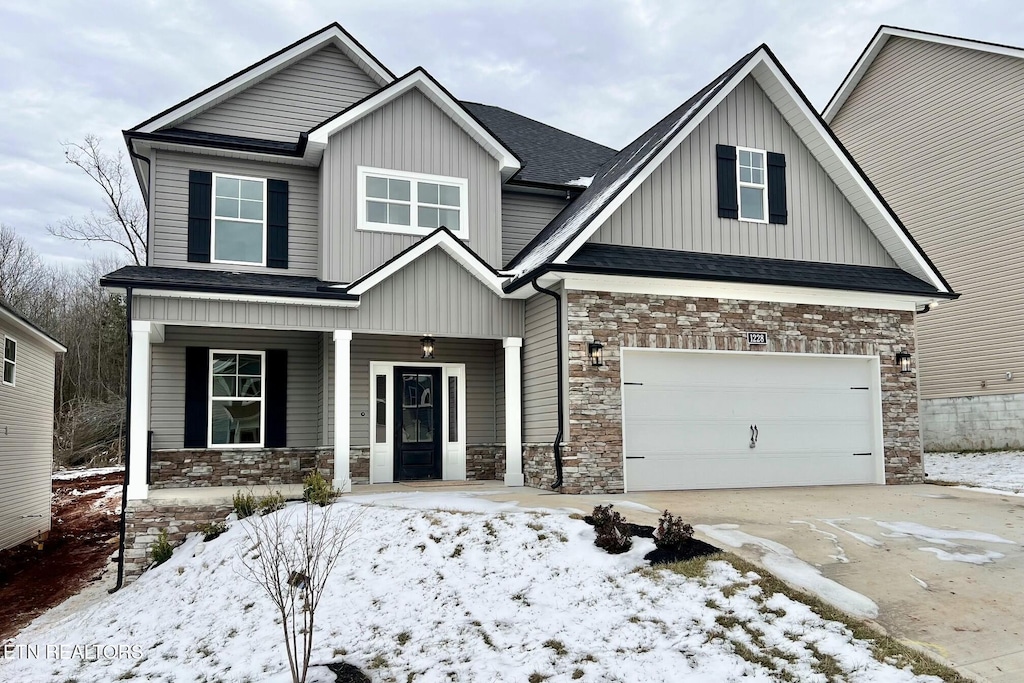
2;0;1022;266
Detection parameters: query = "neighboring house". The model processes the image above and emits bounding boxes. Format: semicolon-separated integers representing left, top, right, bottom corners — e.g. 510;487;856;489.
0;299;65;550
106;23;954;579
824;26;1024;451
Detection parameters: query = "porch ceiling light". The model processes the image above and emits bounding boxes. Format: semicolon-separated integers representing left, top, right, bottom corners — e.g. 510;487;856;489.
420;335;436;360
896;351;912;374
588;341;604;367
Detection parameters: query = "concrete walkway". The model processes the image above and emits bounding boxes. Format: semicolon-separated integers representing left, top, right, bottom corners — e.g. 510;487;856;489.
362;482;1021;682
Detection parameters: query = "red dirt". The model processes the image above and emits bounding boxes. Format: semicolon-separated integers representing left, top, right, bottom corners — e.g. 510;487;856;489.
0;471;123;639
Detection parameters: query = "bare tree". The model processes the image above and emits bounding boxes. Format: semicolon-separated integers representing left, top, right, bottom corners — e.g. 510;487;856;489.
49;135;147;265
238;504;360;683
0;223;47;310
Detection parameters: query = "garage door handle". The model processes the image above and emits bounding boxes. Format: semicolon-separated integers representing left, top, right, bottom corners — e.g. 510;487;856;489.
749;424;758;449
625;456;645;459
624;382;643;386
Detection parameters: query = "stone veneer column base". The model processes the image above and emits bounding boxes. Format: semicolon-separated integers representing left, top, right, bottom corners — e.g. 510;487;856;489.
122;500;233;582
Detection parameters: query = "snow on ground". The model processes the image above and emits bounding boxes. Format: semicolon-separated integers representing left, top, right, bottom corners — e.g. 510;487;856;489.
1;494;943;683
925;451;1024;493
52;467;124;481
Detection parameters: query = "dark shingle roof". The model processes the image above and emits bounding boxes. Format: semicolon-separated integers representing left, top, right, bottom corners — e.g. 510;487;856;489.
504;49;759;279
462;102;617;187
0;298;65;350
566;243;949;297
126;128;305;156
100;266;356;300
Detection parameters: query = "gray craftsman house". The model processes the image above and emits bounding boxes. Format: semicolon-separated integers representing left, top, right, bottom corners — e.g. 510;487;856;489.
0;300;65;550
106;23;955;577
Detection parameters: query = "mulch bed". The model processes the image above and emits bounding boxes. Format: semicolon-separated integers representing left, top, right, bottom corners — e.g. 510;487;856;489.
583;514;720;564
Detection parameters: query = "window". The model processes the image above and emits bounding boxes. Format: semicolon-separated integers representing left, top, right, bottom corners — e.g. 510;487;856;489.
209;351;264;447
2;337;15;386
358;167;468;238
447;375;458;443
737;148;767;222
375;374;387;443
212;174;266;264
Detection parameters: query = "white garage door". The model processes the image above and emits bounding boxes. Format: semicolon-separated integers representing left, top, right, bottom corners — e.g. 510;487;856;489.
622;350;882;492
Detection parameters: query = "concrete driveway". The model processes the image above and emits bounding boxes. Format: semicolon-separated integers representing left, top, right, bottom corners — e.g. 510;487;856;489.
578;484;1024;683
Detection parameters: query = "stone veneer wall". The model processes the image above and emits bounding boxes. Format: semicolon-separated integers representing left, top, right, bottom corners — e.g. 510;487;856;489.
122;500;233;581
523;445;557;489
562;290;920;494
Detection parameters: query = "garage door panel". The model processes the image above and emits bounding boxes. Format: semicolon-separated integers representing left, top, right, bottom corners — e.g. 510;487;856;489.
622;350;880;492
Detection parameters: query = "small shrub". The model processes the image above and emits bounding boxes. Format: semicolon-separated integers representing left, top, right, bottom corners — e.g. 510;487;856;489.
233;490;258;519
302;470;338;507
150;529;174;566
198;521;228;542
654;510;694;551
591;505;632;554
257;491;286;515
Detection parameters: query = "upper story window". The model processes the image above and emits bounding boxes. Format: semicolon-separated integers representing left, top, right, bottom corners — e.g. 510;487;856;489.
2;336;15;386
737;147;767;223
209;350;264;447
357;166;468;239
212;174;266;265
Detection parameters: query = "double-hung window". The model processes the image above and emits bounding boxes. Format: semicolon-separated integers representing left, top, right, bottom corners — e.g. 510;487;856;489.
209;351;264;447
2;336;15;386
212;174;266;265
737;147;767;222
358;167;468;238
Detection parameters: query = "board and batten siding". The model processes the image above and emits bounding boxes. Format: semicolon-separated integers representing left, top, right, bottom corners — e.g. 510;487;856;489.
177;45;380;142
133;250;524;339
523;291;559;444
591;76;895;268
321;88;503;282
0;325;55;550
149;327;320;450
151;150;320;276
501;192;569;265
321;334;503;448
830;37;1024;400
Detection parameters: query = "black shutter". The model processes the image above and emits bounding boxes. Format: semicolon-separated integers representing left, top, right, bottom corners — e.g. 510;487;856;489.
187;170;213;263
767;152;788;225
264;349;288;447
716;144;738;219
184;347;209;448
267;180;289;269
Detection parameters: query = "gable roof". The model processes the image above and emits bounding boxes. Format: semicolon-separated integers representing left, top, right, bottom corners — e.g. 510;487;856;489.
304;69;521;179
132;23;394;135
462;102;618;188
505;44;954;298
0;299;66;353
823;26;1024;124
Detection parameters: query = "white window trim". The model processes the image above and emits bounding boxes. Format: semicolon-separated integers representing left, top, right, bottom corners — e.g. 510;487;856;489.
356;166;469;239
208;349;265;449
210;173;268;267
736;146;769;225
2;335;16;387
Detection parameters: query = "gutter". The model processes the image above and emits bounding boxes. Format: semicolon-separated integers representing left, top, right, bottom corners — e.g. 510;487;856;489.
110;287;132;593
530;280;564;489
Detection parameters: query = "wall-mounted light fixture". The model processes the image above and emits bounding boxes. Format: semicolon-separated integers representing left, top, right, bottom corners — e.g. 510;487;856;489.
420;335;436;360
896;351;912;374
588;341;604;367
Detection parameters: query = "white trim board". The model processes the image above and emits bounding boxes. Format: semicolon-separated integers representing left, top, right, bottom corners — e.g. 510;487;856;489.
129;289;360;309
823;26;1024;123
549;47;951;296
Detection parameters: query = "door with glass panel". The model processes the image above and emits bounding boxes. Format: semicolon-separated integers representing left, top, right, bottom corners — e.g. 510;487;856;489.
394;367;443;480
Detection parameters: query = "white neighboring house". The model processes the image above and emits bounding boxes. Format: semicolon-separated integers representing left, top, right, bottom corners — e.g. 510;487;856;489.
0;299;66;550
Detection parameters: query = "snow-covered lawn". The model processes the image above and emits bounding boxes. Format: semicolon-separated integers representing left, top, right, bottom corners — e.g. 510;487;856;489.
925;451;1024;494
2;495;950;682
52;466;124;481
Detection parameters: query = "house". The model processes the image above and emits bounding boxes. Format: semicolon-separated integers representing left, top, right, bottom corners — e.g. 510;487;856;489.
0;299;65;550
824;26;1024;451
104;23;954;579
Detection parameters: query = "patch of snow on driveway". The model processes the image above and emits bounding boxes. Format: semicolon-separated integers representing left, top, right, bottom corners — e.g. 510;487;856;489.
925;451;1024;493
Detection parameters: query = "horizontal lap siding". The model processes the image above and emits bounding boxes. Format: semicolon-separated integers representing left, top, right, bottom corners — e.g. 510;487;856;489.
152;150;320;276
0;326;55;550
323;334;501;448
150;328;320;449
178;45;379;142
322;89;502;281
524;292;558;444
830;37;1024;399
592;76;895;267
501;192;569;265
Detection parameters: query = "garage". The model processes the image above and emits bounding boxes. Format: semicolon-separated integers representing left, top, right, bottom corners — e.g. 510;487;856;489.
621;349;883;491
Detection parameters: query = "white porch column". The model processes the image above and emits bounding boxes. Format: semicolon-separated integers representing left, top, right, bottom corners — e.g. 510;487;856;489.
128;321;163;500
333;330;353;493
503;337;524;487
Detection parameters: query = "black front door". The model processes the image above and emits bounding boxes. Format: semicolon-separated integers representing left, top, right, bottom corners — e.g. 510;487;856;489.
394;367;443;480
